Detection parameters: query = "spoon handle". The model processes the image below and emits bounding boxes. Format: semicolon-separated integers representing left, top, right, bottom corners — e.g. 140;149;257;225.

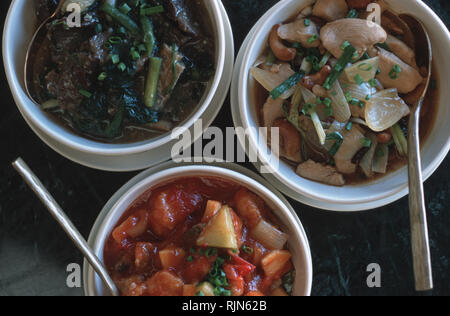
12;158;119;296
407;100;433;291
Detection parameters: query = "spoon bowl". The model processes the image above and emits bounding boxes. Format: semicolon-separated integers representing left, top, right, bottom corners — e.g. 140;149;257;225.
24;1;64;104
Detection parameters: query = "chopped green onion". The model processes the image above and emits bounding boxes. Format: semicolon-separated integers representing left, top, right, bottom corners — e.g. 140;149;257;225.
369;78;378;87
318;51;331;68
389;64;402;79
362;137;372;148
270;72;305;99
357;63;373;71
97;72;107;81
326;132;344;156
365;94;371;101
242;246;254;254
117;62;127;72
354;74;364;85
323;97;332;107
130;48;140;60
100;3;140;36
341;41;351;50
304;19;311;26
323;44;356;90
205;248;217;258
196;291;205;297
79;89;92;98
144;57;162;108
347;9;358;18
119;3;131;14
111;54;120;64
307;35;318;44
187;256;194;262
109;36;122;44
95;24;103;33
377;42;391;52
140;5;165;16
345;122;353;131
141;16;156;56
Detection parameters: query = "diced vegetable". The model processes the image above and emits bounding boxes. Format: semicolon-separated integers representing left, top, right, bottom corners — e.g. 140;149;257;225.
196;282;215;296
391;123;408;156
365;89;410;132
251;219;289;250
327;80;351;123
251;64;296;99
261;250;292;278
373;144;389;174
159;248;186;270
202;200;222;223
360;133;378;178
344;57;379;83
196;206;238;249
144;57;162;108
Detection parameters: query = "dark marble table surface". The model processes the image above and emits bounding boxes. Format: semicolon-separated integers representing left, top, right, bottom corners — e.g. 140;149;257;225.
0;0;448;296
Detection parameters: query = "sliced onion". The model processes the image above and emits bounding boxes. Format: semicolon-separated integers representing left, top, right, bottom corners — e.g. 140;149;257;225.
251;220;289;250
373;144;389;174
365;89;410;132
344;57;379;83
251;64;296;99
343;82;377;102
327;80;351;123
360;133;378;178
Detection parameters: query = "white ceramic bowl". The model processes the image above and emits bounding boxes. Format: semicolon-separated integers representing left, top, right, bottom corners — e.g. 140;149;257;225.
3;0;226;157
237;0;450;210
84;163;313;296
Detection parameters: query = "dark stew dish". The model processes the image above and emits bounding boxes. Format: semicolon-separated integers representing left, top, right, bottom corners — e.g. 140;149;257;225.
104;177;296;296
32;0;215;142
252;0;439;186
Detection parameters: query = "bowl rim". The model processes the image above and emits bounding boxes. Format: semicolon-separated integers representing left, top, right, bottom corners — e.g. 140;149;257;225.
84;163;313;296
237;0;450;205
3;0;226;156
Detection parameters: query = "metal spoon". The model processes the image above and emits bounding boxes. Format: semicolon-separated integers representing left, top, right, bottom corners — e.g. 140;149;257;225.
24;1;65;103
399;14;433;292
12;158;119;296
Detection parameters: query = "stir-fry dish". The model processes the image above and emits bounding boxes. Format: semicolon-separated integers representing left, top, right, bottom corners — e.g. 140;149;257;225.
33;0;215;142
253;0;438;186
104;177;295;296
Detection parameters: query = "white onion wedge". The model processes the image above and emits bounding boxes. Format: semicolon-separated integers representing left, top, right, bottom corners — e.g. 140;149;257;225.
251;220;289;250
327;80;351;123
365;89;410;132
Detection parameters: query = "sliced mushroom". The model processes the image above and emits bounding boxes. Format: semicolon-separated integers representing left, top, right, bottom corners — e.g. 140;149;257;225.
296;160;345;186
277;19;320;48
273;119;303;163
312;0;348;22
385;34;417;68
320;19;387;59
371;47;423;94
262;96;284;128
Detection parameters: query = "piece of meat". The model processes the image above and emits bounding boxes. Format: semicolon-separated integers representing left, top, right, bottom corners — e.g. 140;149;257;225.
155;44;186;110
381;10;415;49
296;160;345;186
166;0;200;37
335;159;357;175
385;34;417;68
147;185;203;238
320;18;387;59
312;0;348;22
262;96;284;128
277;19;320;48
371;47;423;94
115;275;148;297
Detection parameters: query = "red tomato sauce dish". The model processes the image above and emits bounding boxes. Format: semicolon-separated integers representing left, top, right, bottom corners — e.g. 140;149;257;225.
104;177;295;296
